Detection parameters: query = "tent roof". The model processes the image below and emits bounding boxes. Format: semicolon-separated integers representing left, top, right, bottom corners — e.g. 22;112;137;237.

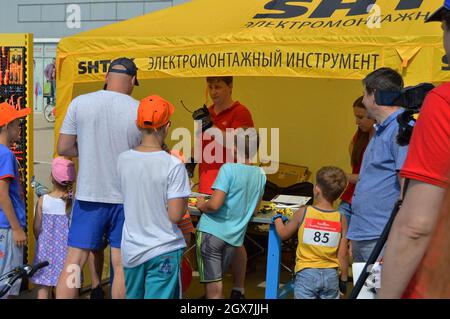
59;0;443;53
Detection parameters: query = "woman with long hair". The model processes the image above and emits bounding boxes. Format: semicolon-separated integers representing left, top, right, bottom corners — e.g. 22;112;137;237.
339;96;375;225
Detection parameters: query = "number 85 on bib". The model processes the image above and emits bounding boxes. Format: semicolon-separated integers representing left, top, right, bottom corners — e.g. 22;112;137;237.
303;218;341;248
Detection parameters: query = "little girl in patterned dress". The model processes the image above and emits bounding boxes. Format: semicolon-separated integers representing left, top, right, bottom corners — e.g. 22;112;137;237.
31;157;75;299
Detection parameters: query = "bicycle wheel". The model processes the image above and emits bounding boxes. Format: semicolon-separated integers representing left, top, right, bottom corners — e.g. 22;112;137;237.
44;104;55;123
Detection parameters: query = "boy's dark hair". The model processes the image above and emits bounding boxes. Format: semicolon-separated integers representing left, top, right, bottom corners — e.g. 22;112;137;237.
443;8;450;30
316;166;348;203
234;129;259;160
363;67;404;96
206;76;233;86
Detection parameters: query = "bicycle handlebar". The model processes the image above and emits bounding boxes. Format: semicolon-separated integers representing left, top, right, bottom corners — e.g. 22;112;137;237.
21;261;49;278
29;261;49;277
0;261;49;298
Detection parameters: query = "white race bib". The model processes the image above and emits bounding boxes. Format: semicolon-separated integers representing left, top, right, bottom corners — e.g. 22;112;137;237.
303;218;341;247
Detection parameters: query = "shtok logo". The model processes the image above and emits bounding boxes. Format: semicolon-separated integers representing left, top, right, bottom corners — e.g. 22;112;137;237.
253;0;424;19
78;58;136;75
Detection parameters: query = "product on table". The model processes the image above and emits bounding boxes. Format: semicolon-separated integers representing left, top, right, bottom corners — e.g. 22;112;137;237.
258;202;294;218
188;197;198;207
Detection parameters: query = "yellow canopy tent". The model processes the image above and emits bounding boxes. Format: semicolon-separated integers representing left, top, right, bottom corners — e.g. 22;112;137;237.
55;0;449;177
52;0;449;291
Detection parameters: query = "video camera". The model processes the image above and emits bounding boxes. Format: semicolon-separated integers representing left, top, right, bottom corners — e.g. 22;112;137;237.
375;83;435;146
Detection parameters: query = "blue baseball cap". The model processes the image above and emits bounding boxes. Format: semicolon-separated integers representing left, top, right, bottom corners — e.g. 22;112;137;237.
426;0;450;22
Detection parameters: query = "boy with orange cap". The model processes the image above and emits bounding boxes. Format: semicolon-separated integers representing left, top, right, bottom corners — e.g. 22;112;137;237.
0;102;31;298
118;95;191;299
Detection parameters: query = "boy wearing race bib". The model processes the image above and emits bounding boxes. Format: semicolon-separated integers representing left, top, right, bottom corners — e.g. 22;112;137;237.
273;166;349;299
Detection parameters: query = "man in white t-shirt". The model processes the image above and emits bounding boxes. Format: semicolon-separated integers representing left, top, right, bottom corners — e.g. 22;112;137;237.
56;58;141;299
118;95;191;299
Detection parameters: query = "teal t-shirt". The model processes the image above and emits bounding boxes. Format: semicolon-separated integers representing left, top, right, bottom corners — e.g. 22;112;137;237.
197;163;266;247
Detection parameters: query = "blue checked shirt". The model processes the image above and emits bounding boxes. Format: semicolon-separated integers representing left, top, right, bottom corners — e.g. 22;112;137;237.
348;109;409;241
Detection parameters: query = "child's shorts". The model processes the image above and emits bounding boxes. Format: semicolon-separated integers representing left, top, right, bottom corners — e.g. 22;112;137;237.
68;200;124;250
0;228;24;298
123;248;183;299
294;268;340;299
196;231;236;283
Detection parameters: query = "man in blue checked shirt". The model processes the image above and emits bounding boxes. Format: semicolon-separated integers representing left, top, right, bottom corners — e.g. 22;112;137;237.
348;68;409;263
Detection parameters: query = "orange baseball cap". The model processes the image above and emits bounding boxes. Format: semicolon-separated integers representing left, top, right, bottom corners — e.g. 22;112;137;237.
137;95;174;129
0;102;31;127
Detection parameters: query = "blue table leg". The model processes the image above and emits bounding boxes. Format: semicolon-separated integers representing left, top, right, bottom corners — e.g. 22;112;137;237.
265;223;281;299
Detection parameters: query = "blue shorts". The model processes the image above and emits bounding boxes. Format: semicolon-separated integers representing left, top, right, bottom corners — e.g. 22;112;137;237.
68;200;124;250
124;248;183;299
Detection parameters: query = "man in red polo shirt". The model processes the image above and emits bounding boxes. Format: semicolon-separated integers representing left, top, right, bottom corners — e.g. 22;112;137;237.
378;1;450;298
192;76;254;299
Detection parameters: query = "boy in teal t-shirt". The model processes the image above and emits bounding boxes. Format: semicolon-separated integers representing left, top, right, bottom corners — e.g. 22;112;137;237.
195;130;266;299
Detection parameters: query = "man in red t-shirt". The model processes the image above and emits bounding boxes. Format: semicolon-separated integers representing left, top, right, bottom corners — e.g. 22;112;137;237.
192;76;254;299
378;1;450;298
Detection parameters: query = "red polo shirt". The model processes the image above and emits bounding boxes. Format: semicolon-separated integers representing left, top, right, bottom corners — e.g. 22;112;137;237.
198;101;254;194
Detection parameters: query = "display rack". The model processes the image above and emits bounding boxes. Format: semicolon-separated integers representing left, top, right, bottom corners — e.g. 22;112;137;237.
0;34;34;282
